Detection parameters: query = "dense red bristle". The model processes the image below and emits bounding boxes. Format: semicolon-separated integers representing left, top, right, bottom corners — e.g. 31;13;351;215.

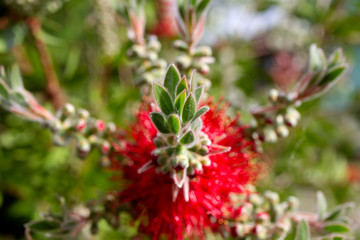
111;100;260;239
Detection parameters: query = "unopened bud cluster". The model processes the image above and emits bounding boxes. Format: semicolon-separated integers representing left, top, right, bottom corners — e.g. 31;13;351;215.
127;35;167;93
51;103;116;160
247;45;347;148
174;0;213;90
248;89;301;149
173;40;214;90
216;186;299;239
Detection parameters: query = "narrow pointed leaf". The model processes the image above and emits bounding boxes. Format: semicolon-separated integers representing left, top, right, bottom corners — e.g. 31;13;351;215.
164;64;181;100
195;85;204;103
190;70;196;93
168;114;181;134
317;191;327;220
0;79;9;100
324;223;350;233
175;90;186;116
192;106;209;122
320;66;346;86
296;220;310;240
181;93;196;123
150;112;170;133
10;65;23;89
196;0;211;15
180;130;195;145
153;82;174;115
176;76;188;96
11;91;28;106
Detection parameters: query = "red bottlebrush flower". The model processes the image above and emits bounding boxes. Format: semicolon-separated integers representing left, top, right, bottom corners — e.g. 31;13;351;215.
111;100;259;240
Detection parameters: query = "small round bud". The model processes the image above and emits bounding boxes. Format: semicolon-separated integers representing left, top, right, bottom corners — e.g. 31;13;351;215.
172;40;188;51
77;138;91;159
264;127;278;143
76;119;87;131
264;191;280;205
256;211;270;223
249;193;263;206
276;125;289;138
147;37;161;52
193;161;203;171
198;63;210;75
63;103;75;116
200;157;211;166
193;46;212;57
268;89;279;103
175;55;192;69
253;224;267;239
287;196;299;210
101;141;111;155
107;122;116;134
198;146;209;156
78;109;90;119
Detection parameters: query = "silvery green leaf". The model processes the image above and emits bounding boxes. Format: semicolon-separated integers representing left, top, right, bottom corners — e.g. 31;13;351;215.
181;93;196;123
168;114;181;134
189;70;197;93
176;76;188;96
175;90;186;116
11;91;28;106
0;78;9;100
195;85;204;103
150;112;170;134
179;130;195;145
25;220;60;233
324;223;350;233
328;48;344;69
319;65;346;86
295;220;310;240
192;106;209;123
10;65;23;90
153;82;174;115
164;64;181;100
309;44;326;72
317;191;327;220
196;0;211;16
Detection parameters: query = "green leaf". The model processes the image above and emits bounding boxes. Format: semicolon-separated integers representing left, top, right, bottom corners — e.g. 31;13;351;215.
190;70;197;93
10;65;23;89
11;91;28;106
176;76;188;96
192;106;209;122
153;82;174;115
325;223;350;233
317;191;327;220
181;93;196;123
175;90;186;116
320;66;346;86
26;220;60;232
196;0;211;15
325;203;355;222
179;130;195;145
309;44;326;72
168;114;181;134
0;79;9;100
150;112;170;134
164;64;181;100
332;237;344;240
296;220;310;240
195;85;204;103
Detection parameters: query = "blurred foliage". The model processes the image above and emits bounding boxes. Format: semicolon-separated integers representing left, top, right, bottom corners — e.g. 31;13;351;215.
0;0;360;239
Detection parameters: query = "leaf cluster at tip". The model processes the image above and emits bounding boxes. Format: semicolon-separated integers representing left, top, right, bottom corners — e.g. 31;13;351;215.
151;64;209;146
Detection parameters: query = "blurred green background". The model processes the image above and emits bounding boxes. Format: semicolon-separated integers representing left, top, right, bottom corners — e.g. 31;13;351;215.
0;0;360;239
